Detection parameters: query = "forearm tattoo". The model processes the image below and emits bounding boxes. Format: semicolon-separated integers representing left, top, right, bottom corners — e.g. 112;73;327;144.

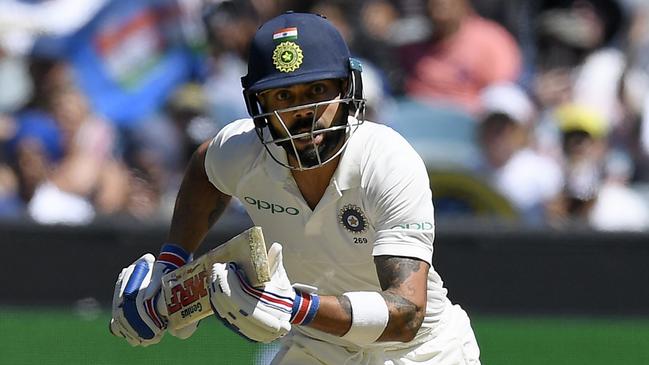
337;294;352;322
381;292;420;334
375;256;422;290
375;256;426;336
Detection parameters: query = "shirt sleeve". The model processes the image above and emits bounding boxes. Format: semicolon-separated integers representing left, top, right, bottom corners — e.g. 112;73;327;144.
204;119;259;196
364;128;435;265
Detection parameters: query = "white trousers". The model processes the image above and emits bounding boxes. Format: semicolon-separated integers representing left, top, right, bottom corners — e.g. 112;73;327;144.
269;303;481;365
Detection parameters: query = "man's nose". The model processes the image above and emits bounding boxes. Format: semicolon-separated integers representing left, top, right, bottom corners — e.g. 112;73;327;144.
292;106;315;120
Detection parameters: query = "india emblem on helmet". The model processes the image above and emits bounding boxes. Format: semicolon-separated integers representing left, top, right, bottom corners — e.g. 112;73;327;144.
273;41;304;73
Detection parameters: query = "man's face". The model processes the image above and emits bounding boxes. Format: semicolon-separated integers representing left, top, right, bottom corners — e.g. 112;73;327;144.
258;79;348;168
428;0;467;34
478;114;520;168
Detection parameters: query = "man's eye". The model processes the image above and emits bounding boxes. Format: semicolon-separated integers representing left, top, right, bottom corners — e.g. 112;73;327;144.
311;84;327;95
276;91;291;101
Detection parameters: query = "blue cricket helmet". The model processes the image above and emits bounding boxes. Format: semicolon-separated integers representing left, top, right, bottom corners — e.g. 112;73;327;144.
241;12;352;93
240;11;365;171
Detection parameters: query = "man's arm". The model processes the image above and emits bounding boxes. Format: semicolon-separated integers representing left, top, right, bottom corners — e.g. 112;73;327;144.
167;140;232;253
307;256;429;343
110;140;230;346
374;256;428;342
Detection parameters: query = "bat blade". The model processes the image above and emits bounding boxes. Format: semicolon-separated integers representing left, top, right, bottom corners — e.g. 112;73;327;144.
160;226;270;331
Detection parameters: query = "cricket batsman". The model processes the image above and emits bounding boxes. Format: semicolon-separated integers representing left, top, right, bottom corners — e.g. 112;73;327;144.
110;11;481;364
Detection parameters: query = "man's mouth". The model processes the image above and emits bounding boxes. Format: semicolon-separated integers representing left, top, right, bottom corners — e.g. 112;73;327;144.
293;129;324;146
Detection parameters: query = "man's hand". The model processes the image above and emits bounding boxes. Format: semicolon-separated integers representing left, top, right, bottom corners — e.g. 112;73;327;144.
110;253;165;346
208;243;320;343
110;244;197;346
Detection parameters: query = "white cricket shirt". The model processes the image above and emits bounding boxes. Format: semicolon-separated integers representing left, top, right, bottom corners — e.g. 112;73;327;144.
205;118;449;348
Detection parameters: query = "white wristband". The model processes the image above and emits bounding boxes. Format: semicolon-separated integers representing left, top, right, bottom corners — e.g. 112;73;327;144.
340;291;389;345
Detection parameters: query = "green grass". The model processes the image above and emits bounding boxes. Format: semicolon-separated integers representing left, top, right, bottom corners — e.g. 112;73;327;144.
473;316;649;365
2;308;649;364
1;308;258;365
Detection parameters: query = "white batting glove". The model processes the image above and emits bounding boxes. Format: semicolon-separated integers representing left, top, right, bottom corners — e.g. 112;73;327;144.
110;244;197;346
208;243;320;343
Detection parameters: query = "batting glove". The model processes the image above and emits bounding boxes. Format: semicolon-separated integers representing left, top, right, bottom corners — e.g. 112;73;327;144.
110;244;197;346
208;242;320;343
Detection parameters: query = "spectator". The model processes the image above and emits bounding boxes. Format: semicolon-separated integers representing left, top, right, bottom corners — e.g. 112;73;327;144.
475;83;563;223
531;0;627;169
618;2;649;181
533;0;626;112
401;0;522;113
0;48;30;218
589;150;649;231
309;0;396;120
466;0;539;88
3;111;62;218
27;84;129;224
123;82;217;221
202;0;259;129
354;0;406;93
553;104;608;223
570;0;626;132
547;103;649;230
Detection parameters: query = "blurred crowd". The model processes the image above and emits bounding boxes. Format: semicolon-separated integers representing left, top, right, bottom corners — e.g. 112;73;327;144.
1;0;649;231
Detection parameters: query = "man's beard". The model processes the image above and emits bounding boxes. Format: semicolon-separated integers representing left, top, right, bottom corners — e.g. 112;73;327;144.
276;114;347;168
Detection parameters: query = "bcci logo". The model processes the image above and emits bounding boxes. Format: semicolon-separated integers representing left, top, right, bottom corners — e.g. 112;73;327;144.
338;204;367;234
273;41;303;73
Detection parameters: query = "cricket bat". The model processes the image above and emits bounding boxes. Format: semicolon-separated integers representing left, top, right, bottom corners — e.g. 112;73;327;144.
159;226;271;331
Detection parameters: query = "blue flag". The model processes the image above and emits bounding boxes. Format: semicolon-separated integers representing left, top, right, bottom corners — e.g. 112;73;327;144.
34;0;197;126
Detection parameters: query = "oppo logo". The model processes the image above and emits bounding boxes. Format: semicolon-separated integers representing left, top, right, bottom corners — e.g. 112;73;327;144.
391;222;433;230
244;196;300;216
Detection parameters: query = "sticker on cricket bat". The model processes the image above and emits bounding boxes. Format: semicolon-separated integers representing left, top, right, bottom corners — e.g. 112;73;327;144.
160;226;271;331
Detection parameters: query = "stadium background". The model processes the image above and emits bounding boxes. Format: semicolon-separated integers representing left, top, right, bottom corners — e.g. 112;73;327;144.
2;0;649;364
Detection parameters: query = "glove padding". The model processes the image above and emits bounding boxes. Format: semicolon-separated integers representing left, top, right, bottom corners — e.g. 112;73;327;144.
110;253;166;346
209;242;295;343
110;246;198;346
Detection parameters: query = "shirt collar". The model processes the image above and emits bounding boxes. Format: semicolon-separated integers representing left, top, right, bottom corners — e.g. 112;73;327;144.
332;118;363;191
